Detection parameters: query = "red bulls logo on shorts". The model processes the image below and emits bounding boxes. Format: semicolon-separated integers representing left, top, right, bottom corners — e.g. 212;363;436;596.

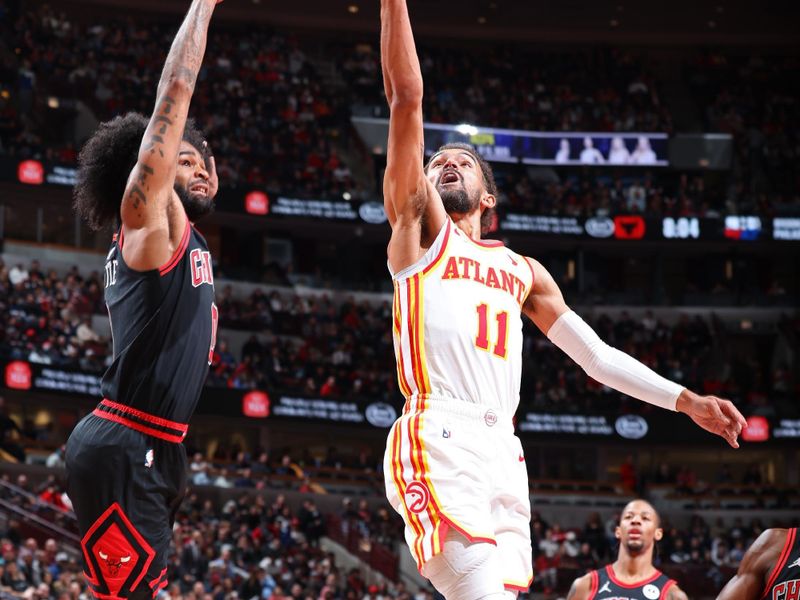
98;550;131;577
404;481;430;514
81;503;155;598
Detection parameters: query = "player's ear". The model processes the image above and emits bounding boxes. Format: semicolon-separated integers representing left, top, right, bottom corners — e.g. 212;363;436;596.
481;192;496;209
615;525;621;541
654;527;663;542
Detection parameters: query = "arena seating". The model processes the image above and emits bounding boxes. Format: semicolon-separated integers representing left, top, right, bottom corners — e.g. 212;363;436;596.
2;5;798;218
3;258;796;420
1;456;790;598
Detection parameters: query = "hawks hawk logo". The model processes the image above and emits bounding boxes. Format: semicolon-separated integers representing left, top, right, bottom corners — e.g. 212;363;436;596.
404;481;430;514
81;503;155;598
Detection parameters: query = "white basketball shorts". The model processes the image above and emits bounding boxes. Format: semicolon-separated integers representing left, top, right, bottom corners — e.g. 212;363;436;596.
383;395;533;592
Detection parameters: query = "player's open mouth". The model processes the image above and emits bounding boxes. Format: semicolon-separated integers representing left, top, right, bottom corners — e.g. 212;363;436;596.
190;184;208;194
440;171;460;184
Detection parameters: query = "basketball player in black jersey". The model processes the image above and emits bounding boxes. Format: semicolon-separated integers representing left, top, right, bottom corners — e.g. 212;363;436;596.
717;527;800;600
66;1;223;598
568;500;688;600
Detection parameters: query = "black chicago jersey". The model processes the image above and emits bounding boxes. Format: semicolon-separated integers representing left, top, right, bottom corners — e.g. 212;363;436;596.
763;528;800;600
102;219;216;424
589;565;677;600
66;218;216;599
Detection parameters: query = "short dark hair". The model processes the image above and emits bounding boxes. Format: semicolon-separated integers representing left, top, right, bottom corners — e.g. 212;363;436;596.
425;142;498;234
618;499;662;560
73;113;209;230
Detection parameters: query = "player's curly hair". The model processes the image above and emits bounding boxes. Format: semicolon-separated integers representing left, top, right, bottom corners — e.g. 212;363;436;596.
426;142;498;234
73;112;208;230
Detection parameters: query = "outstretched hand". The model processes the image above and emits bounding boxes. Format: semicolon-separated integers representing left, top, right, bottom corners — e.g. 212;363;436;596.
676;390;747;448
202;141;219;199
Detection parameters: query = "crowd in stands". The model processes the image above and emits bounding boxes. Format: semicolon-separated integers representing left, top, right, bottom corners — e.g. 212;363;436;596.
0;472;76;536
529;510;780;595
494;168;728;217
0;259;108;372
2;2;798;219
685;52;800;215
2;258;796;419
0;466;420;599
521;310;797;417
342;43;672;133
212;287;396;402
1;3;359;199
0;454;792;598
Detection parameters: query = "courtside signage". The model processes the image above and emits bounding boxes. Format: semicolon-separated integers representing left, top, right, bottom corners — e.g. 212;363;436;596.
5;361;32;390
773;218;800;241
585;217;615;238
352;117;670;167
270;196;358;220
742;416;770;442
501;215;583;235
774;419;800;439
724;215;761;240
242;390;270;418
17;160;44;185
273;396;365;423
518;413;614;436
614;215;646;239
662;217;700;239
245;191;269;215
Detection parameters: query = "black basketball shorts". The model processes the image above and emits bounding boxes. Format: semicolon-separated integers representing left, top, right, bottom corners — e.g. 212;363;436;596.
65;400;189;600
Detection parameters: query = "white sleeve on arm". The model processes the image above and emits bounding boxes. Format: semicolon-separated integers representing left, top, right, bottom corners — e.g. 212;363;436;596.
546;310;684;411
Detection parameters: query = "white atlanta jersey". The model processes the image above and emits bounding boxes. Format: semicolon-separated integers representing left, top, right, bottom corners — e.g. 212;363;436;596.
390;218;535;414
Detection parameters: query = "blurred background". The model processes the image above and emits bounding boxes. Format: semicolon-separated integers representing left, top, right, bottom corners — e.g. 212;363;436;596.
0;0;798;598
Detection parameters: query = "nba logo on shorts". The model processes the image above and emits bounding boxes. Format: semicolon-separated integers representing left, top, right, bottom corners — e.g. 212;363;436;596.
144;449;154;469
404;481;430;514
484;410;497;427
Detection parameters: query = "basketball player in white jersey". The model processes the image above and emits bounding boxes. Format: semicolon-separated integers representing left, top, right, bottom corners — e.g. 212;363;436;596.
380;1;747;597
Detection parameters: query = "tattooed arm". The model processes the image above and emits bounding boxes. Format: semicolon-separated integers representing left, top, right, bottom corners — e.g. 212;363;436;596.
120;0;220;271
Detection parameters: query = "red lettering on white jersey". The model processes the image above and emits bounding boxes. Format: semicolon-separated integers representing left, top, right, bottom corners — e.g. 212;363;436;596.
440;255;526;304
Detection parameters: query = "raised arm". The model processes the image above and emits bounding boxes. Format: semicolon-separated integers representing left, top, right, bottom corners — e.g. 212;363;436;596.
121;0;220;270
522;257;747;448
381;0;446;272
717;529;786;600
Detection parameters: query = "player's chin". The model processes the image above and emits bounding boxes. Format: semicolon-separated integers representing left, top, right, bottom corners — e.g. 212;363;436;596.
184;193;215;221
625;539;645;552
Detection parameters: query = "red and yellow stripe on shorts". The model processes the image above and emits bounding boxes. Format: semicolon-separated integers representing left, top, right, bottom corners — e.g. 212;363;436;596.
389;270;447;568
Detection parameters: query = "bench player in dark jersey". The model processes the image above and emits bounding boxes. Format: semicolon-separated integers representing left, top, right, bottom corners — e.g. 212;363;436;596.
717;528;799;600
67;1;223;598
568;500;688;600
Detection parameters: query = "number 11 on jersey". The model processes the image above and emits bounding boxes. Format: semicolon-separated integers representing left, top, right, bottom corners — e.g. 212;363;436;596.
475;303;509;359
